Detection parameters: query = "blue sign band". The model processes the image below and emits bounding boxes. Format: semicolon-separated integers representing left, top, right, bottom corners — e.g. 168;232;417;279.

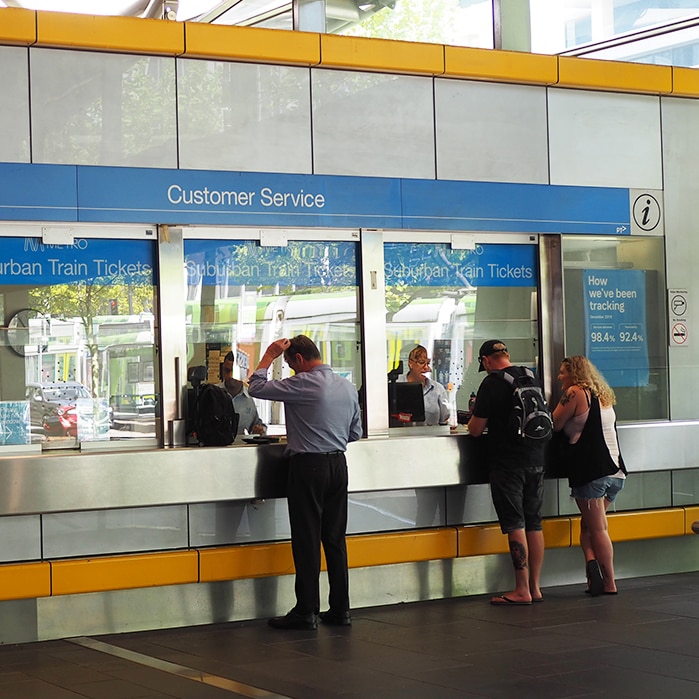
0;163;631;235
384;242;536;287
0;237;155;286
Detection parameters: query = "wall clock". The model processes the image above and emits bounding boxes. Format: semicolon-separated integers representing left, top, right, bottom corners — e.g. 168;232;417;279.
6;309;49;357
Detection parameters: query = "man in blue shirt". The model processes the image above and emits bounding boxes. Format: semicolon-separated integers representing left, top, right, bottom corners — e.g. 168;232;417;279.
249;335;362;630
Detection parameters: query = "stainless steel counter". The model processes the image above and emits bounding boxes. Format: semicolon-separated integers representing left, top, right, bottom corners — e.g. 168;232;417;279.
0;422;695;517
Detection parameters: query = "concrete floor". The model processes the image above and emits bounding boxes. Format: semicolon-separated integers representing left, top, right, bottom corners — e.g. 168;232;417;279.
2;572;699;698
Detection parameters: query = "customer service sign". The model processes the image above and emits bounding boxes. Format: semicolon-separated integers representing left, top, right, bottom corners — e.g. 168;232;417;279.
0;164;631;236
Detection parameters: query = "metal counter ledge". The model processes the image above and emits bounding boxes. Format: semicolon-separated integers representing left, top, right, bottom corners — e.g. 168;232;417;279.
0;421;694;517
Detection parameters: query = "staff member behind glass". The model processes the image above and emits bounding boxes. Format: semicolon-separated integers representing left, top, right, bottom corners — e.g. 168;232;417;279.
248;335;362;630
552;356;627;596
218;351;266;437
399;345;450;426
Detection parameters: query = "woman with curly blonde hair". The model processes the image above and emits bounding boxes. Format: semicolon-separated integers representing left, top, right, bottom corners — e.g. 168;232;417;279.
553;356;627;596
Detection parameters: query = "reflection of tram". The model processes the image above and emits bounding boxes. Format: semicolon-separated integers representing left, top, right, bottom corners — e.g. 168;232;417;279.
26;315;157;436
98;317;157;433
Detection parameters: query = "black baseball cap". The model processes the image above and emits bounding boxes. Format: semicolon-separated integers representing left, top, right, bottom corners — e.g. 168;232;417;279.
478;340;507;372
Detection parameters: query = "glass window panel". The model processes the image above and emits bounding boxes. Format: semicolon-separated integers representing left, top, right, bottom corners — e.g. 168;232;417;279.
384;241;540;427
531;1;699;55
339;0;494;49
312;69;435;179
184;237;361;438
561;236;668;422
0;47;30;164
0;233;158;449
177;59;312;174
30;48;176;167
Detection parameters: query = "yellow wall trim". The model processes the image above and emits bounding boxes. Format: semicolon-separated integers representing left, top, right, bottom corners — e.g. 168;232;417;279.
0;9;696;98
571;508;685;545
0;561;50;600
558;56;672;94
348;529;457;566
0;507;694;600
184;23;320;65
0;7;36;46
200;543;295;582
35;11;185;55
51;551;198;595
672;67;699;98
320;34;444;75
445;47;557;85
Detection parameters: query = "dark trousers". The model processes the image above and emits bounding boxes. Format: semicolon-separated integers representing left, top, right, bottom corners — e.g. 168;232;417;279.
287;452;349;616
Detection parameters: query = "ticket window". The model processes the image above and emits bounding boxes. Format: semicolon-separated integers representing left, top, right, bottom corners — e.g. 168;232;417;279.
383;236;541;423
0;228;158;450
183;234;362;436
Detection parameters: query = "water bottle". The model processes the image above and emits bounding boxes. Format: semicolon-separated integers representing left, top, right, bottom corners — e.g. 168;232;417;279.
468;392;476;413
447;383;457;427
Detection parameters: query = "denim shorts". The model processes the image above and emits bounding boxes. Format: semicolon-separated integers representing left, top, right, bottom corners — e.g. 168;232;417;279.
571;476;625;502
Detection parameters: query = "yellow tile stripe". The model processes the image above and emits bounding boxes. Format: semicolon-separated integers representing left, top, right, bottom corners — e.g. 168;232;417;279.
51;550;198;595
444;46;557;85
672;67;699;98
0;562;50;600
348;529;457;565
35;11;184;55
184;23;320;66
1;7;698;98
0;507;695;600
558;55;672;94
571;508;685;545
685;506;699;534
320;34;444;75
0;7;35;46
200;542;295;582
0;509;688;604
457;517;572;556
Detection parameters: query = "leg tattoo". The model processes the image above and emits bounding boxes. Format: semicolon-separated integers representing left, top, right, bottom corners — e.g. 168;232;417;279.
509;541;528;571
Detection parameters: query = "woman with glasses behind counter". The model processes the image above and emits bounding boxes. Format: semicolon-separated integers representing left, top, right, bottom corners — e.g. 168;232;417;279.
398;345;450;426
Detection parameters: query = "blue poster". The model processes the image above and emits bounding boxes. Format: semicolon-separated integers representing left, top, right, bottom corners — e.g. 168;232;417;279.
0;238;155;286
0;402;30;445
583;269;649;387
384;243;536;288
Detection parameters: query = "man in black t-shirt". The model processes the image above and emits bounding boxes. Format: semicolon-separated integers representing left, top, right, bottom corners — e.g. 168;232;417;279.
468;340;545;606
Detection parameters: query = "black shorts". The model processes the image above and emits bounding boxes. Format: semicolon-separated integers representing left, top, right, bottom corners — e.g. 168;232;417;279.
489;465;544;534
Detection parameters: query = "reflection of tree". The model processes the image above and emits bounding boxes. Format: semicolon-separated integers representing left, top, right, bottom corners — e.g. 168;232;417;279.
342;0;460;43
30;277;153;397
42;55;175;165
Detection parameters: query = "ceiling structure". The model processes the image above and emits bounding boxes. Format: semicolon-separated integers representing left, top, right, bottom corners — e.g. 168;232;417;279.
0;0;396;32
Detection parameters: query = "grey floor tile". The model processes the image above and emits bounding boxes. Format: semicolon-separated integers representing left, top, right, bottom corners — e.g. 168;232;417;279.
2;573;699;699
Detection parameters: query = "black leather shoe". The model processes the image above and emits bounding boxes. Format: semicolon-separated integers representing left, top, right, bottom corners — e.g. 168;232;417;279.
268;611;317;630
318;610;352;626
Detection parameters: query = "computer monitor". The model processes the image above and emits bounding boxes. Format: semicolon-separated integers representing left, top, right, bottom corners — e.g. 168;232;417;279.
388;381;426;426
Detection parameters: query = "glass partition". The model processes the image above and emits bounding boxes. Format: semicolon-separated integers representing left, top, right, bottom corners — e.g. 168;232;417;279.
561;235;668;422
184;236;361;437
384;239;540;423
0;230;158;449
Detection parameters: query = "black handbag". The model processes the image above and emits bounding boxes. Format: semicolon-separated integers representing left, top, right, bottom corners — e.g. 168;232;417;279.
545;430;569;479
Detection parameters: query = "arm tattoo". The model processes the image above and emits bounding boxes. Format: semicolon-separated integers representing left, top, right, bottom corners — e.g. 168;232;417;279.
559;391;572;406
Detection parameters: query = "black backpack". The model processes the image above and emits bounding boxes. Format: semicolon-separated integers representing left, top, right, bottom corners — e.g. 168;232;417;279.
192;383;239;447
496;367;553;443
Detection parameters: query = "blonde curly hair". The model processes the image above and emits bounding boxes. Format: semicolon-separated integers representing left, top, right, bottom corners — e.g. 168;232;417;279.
562;356;616;407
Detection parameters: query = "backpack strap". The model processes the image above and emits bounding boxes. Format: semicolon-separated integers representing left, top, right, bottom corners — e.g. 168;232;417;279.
496;366;534;386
